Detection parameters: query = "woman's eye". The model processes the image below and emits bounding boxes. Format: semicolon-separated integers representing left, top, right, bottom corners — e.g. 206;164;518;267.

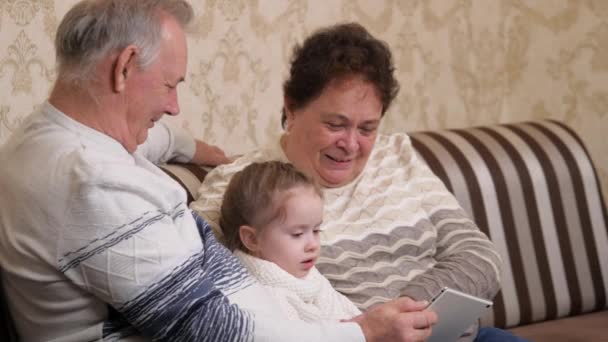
326;123;343;130
359;127;377;135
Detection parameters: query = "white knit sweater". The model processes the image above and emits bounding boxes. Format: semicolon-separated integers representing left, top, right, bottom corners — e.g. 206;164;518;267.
0;103;364;342
235;251;360;322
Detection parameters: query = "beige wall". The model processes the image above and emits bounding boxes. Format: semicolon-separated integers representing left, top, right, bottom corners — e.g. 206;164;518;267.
0;0;606;200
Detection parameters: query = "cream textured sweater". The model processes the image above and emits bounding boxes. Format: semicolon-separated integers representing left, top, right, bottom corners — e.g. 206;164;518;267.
192;133;503;312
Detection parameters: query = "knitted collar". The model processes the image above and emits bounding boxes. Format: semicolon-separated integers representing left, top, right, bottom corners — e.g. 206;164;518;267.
235;250;323;303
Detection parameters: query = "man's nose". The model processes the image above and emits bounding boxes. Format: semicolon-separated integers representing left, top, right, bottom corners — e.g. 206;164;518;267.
165;90;180;116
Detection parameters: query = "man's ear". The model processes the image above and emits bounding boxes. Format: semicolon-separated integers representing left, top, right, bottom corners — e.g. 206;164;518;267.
239;225;260;254
113;45;138;93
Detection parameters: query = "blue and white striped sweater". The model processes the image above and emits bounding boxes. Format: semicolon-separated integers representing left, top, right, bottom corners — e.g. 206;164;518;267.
0;104;363;341
61;211;254;341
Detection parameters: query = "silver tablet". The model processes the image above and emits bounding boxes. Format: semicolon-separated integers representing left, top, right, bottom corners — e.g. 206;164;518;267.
426;287;493;342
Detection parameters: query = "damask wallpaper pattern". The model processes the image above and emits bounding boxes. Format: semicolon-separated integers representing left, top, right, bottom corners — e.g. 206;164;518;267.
0;0;606;200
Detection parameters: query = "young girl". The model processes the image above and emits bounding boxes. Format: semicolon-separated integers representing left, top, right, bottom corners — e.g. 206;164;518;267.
220;161;361;322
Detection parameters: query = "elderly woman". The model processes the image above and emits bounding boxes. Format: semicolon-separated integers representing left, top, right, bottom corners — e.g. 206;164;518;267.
191;23;524;342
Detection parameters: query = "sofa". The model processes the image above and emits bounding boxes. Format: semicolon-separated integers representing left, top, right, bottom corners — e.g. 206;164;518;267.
160;119;608;341
1;119;606;341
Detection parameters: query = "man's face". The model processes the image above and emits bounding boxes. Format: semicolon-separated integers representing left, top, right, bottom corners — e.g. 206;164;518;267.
123;16;187;152
282;76;383;188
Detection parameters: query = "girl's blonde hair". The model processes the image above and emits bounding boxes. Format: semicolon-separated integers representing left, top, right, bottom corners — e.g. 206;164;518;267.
220;161;322;252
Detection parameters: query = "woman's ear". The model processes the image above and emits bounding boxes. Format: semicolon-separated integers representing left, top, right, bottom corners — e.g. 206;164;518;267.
113;45;138;93
283;96;295;130
239;225;260;254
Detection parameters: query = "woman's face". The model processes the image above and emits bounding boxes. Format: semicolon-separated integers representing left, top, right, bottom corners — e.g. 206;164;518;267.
283;76;382;188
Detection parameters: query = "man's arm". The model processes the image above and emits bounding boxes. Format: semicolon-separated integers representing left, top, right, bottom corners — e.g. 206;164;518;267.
59;162;366;341
137;122;229;166
191;140;230;166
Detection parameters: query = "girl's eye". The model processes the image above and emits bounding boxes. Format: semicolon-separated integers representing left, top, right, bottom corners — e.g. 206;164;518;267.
313;229;321;234
291;233;303;238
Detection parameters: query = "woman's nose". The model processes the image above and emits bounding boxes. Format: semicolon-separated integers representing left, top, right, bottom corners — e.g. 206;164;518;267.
337;129;359;152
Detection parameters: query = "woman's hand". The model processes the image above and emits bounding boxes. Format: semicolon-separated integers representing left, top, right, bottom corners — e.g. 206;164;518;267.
349;297;437;342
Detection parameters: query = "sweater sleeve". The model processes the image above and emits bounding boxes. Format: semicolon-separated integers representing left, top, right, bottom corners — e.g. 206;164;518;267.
136;121;196;164
59;159;363;342
399;153;503;302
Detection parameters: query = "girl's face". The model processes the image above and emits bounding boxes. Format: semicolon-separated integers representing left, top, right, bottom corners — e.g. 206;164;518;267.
252;185;323;278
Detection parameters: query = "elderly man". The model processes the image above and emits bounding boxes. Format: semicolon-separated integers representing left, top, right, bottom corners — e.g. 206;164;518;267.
0;1;436;341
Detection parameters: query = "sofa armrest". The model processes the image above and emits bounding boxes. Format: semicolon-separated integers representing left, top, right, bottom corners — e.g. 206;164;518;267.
158;163;210;205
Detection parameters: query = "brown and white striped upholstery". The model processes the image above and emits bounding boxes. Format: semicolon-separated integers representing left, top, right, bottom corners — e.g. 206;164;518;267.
162;119;608;330
410;119;608;329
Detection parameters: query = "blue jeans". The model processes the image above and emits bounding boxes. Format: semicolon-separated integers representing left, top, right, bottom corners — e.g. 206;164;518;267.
475;327;531;342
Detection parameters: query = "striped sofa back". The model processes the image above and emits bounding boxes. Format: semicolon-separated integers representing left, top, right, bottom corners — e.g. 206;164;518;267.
162;119;608;329
409;119;608;329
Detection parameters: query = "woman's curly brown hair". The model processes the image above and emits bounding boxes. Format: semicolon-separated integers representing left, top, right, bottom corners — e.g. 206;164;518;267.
282;22;399;126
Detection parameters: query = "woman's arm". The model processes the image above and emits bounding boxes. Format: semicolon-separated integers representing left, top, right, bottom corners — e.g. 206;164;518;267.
400;158;503;301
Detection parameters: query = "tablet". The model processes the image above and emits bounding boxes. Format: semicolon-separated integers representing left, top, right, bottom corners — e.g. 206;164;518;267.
426;287;493;342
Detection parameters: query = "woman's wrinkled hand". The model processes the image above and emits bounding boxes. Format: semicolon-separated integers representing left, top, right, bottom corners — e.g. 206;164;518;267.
348;297;437;342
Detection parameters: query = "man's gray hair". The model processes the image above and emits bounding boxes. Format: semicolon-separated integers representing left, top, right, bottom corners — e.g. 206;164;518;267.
55;0;193;85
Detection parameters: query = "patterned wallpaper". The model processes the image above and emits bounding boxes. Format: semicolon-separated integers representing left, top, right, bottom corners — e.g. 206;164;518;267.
0;0;606;200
